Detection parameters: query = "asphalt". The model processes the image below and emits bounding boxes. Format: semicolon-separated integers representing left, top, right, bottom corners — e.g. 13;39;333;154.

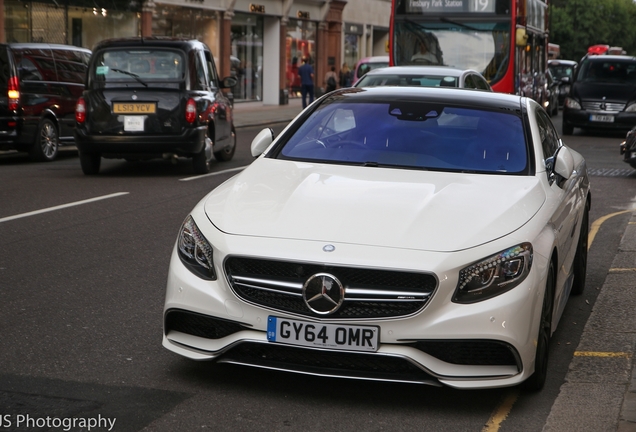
235;96;636;431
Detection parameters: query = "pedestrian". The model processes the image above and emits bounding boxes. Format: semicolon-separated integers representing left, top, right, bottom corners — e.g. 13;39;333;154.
324;66;338;92
298;57;315;108
339;63;352;88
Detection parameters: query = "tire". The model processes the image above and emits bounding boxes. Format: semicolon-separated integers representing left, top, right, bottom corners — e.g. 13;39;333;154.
192;146;211;176
29;118;59;162
523;260;554;392
571;205;589;296
562;122;574;136
79;152;101;175
214;127;236;162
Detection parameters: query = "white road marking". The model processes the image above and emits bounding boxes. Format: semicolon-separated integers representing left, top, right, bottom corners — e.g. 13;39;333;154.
179;166;248;182
0;192;129;223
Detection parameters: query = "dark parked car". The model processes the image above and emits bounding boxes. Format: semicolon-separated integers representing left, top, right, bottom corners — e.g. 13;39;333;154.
620;127;636;168
562;55;636;135
0;43;91;161
74;38;237;175
545;69;560;117
548;59;577;107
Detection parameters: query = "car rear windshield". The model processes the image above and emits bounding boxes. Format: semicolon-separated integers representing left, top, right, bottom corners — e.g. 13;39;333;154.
277;100;528;174
91;49;186;84
356;74;458;88
577;59;636;83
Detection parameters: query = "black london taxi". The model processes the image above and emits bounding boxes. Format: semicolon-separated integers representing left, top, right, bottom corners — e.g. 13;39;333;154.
74;38;237;175
0;43;91;161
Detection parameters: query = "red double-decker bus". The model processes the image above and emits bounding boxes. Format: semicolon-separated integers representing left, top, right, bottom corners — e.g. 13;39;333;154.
389;0;549;107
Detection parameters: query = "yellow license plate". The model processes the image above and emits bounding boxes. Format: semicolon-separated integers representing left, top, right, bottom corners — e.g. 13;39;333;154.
113;102;156;114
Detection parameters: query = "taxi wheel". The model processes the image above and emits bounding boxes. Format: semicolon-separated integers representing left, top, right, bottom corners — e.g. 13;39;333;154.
79;152;101;175
524;260;554;392
214;127;236;162
571;206;589;296
30;119;59;162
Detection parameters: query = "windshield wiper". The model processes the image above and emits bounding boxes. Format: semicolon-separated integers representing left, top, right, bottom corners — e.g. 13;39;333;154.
110;68;148;87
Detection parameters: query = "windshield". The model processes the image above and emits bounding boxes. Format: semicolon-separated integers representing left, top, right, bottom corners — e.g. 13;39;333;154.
577;60;636;83
91;49;186;84
549;64;574;80
393;20;510;84
277;100;527;174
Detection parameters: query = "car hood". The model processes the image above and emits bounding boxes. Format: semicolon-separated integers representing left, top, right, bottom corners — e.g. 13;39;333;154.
573;81;636;102
204;160;546;252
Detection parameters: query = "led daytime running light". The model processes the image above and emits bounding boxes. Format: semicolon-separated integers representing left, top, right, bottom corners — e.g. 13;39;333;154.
178;215;215;279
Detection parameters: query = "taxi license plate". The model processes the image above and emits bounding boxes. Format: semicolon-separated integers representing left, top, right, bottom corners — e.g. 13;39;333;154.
113;102;156;114
267;316;379;352
590;114;614;123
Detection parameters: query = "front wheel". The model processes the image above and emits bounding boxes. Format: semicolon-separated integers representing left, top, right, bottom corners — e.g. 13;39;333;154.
214;127;236;162
30;119;59;162
524;260;554;392
562;122;574;136
571;205;589;296
79;152;101;175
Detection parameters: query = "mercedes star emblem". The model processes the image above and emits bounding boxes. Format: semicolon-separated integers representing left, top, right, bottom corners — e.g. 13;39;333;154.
302;273;344;315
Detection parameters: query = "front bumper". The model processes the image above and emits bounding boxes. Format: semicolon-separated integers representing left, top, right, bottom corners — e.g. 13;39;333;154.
74;126;206;157
563;108;636;131
162;214;550;390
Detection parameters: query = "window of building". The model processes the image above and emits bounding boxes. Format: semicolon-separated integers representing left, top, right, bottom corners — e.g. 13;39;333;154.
285;19;316;97
231;13;264;102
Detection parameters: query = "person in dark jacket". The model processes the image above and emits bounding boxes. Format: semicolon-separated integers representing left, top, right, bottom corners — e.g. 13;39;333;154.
298;57;315;108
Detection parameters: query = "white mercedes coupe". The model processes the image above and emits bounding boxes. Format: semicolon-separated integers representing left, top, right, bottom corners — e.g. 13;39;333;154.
163;87;590;391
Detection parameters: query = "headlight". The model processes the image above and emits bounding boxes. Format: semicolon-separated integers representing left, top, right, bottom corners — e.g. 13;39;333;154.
565;97;581;110
453;243;533;304
177;215;216;280
625;103;636;112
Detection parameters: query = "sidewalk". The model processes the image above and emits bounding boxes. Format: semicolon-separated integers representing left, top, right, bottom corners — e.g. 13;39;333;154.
233;98;636;431
544;212;636;432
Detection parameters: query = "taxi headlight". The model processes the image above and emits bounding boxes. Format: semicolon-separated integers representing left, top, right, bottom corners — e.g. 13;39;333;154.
453;243;533;304
177;215;216;280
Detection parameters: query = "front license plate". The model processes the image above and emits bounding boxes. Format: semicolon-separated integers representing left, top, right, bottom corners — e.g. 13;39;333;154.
267;316;379;352
124;116;144;131
590;114;614;123
113;102;156;114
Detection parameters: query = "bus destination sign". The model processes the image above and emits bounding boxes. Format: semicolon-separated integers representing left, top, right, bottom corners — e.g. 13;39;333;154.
407;0;495;13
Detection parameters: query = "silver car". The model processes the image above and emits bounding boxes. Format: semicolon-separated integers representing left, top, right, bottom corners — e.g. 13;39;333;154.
354;66;492;91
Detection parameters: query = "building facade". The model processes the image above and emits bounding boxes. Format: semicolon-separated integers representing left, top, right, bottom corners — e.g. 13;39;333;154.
0;0;390;105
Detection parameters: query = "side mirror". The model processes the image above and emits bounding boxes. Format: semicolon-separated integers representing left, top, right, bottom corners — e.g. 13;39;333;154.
250;128;275;157
221;76;238;88
553;146;574;180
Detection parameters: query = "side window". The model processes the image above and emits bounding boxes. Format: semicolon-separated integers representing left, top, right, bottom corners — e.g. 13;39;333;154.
204;51;219;88
474;75;490;90
52;50;88;84
193;51;208;90
535;109;559;159
18;58;43;81
463;75;476;89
